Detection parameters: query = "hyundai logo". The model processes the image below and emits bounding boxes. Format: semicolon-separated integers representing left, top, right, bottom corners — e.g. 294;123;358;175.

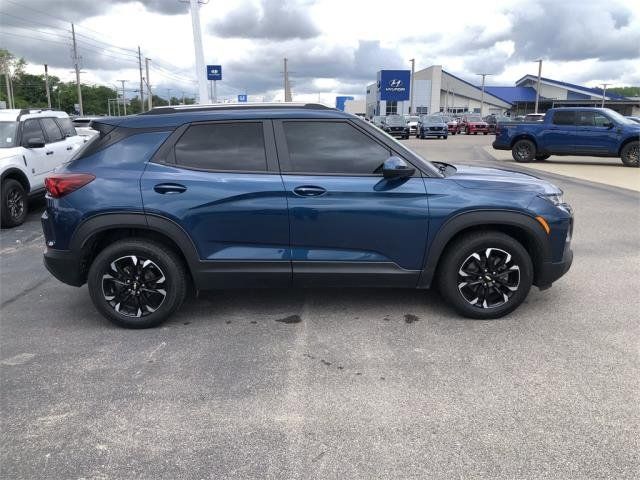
389;79;403;88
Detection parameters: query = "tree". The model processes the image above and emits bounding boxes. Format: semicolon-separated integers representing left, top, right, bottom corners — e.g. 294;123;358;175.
608;86;640;98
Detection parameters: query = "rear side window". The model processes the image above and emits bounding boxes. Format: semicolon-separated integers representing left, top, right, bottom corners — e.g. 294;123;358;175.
40;117;64;142
282;121;390;174
552;111;575;125
174;122;267;171
21;119;45;144
55;117;77;137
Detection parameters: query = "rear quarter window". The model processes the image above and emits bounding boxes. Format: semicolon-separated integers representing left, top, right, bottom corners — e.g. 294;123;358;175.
55;117;77;137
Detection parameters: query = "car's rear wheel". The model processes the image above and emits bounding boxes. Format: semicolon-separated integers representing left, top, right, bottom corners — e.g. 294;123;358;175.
535;154;550;161
512;139;536;162
1;179;28;228
87;239;187;328
621;141;639;167
437;231;533;319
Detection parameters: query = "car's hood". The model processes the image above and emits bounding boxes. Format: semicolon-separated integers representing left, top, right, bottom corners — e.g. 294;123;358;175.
450;164;560;194
0;147;21;161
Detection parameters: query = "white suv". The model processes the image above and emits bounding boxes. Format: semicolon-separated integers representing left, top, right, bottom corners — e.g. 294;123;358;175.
1;109;84;227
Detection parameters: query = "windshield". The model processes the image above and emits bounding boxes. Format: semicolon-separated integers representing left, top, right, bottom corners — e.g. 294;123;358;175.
0;121;18;148
467;116;482;122
385;116;405;126
604;108;635;125
405;116;420;122
426;115;445;123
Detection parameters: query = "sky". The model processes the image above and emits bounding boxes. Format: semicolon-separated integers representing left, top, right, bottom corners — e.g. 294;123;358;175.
1;0;639;103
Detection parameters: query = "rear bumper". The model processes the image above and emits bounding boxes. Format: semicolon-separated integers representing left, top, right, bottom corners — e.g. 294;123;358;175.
492;140;510;150
535;248;573;290
43;248;85;287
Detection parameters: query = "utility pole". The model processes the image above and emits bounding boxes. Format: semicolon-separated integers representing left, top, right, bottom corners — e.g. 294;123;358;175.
117;80;127;115
534;59;543;113
167;88;172;106
44;64;51;108
475;73;492;117
409;58;415;114
71;23;83;115
188;0;209;104
600;83;610;108
4;73;13;109
137;46;144;113
145;58;152;110
107;99;111;116
283;58;292;102
182;91;186;105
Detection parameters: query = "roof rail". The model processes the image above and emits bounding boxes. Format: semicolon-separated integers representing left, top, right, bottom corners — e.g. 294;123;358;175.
139;102;335;115
16;108;56;121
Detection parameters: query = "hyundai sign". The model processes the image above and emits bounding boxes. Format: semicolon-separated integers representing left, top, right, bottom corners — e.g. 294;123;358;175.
238;94;247;102
207;65;222;81
378;70;410;101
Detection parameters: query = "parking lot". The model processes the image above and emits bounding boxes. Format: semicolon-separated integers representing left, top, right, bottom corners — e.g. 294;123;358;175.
1;134;639;479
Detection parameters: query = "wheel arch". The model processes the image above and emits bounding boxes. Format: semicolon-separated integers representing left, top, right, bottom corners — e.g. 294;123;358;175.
617;136;638;157
70;213;200;286
419;210;551;288
509;134;538;150
1;167;31;193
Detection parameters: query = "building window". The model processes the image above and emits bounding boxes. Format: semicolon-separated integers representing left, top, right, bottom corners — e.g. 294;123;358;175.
416;106;429;115
385;101;398;115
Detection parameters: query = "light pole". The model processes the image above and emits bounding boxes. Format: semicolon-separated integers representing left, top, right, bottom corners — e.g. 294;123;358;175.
187;0;209;104
475;73;492;117
600;83;611;108
409;58;415;115
534;59;543;113
117;80;127;115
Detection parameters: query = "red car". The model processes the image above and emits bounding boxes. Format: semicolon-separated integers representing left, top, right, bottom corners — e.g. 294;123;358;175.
460;115;489;135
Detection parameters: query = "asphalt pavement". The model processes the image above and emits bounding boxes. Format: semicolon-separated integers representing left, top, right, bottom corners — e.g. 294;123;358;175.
1;134;638;479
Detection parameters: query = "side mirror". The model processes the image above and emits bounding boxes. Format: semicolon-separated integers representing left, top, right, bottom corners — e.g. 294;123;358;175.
381;156;415;179
604;122;615;129
25;137;46;148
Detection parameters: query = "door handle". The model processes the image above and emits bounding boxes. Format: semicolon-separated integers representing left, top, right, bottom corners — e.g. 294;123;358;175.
154;183;187;194
66;146;73;151
293;185;327;197
46;151;54;155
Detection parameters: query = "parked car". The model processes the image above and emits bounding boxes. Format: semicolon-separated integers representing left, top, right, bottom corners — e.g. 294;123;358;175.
42;103;573;328
71;116;100;141
460;115;489;135
1;109;84;227
485;114;512;134
493;107;640;166
417;115;448;139
523;113;546;122
382;115;409;139
404;115;420;136
371;116;385;128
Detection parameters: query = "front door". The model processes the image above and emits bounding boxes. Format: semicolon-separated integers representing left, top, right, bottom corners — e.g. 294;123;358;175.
141;120;291;287
574;111;621;155
274;119;429;287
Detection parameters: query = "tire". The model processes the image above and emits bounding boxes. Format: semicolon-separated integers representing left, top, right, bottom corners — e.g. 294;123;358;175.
535;154;550;161
474;132;478;135
512;139;536;163
87;238;187;328
1;179;28;228
437;231;533;319
452;131;456;135
484;132;488;135
621;141;639;167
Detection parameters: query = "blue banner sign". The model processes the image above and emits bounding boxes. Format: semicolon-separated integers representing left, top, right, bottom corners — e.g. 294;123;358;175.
238;94;247;102
207;65;222;81
378;70;410;101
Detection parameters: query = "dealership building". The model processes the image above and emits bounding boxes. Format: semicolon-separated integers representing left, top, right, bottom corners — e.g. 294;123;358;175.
362;65;640;118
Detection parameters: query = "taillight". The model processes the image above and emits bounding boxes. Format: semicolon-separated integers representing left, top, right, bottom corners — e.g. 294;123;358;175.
45;173;95;198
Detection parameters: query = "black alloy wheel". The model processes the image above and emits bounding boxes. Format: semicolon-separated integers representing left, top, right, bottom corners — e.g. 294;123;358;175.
512;139;536;163
1;179;28;228
621;141;639;167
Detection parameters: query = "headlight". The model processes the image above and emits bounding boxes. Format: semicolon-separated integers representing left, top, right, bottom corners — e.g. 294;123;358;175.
538;192;564;206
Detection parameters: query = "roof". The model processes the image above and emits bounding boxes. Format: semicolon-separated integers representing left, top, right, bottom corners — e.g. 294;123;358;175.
441;70;512;107
142;102;334;115
515;75;629;100
482;86;539;103
0;109;69;121
101;105;351;129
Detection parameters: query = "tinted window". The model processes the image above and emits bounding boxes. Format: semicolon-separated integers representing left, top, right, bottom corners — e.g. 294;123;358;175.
40;117;64;142
552;111;575;125
174;122;267;171
21;119;45;144
576;112;610;127
56;117;77;137
283;121;390;174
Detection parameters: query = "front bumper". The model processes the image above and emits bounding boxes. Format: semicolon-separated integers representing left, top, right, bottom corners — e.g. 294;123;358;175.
43;248;85;287
536;247;573;290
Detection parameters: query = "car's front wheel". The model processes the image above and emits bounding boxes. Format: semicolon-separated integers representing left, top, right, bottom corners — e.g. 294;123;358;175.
1;179;28;228
621;141;639;167
87;239;187;328
512;139;536;162
437;231;533;319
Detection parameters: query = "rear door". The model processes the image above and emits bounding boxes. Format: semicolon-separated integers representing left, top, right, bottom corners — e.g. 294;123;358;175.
39;117;68;173
55;117;84;158
274;119;429;287
574;111;621;155
539;110;575;153
140;120;291;288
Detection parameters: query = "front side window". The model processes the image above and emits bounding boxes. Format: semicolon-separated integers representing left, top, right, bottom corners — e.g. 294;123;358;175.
283;121;390;175
21;119;45;144
174;122;267;171
56;117;77;137
40;117;64;142
552;111;575;125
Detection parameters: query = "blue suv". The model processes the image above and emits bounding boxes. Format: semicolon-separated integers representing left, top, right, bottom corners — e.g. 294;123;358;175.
41;104;573;328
